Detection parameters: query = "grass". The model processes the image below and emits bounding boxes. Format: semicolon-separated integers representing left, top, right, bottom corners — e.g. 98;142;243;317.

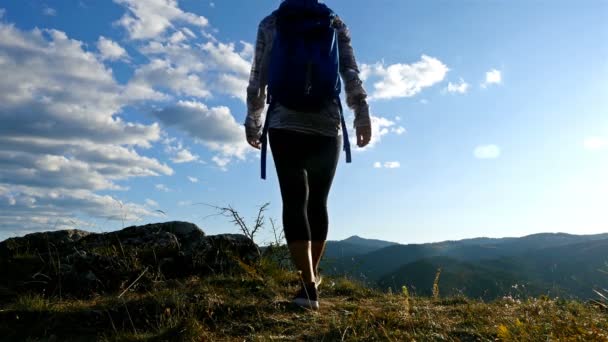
1;256;607;342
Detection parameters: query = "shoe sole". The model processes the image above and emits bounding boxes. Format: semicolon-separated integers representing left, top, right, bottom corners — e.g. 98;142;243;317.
293;298;319;310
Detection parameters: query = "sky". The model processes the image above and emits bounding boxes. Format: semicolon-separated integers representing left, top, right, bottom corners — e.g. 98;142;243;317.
0;0;607;244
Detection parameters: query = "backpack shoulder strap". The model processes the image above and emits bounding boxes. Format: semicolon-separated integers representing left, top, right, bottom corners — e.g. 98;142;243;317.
260;100;276;180
338;100;352;164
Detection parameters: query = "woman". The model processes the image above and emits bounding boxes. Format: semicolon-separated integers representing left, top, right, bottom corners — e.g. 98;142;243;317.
244;0;372;310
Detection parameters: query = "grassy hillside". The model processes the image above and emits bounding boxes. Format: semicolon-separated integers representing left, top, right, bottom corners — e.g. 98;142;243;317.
2;224;607;341
377;256;553;301
1;257;607;341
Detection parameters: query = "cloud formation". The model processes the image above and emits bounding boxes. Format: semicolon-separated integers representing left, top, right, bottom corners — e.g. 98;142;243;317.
361;55;449;100
474;145;501;159
446;78;469;94
155;184;170;192
170;149;200;164
584;137;608;150
0;1;257;237
154;101;250;161
114;0;209;40
482;69;502;88
0;22;172;235
97;36;129;61
129;58;211;99
374;161;401;169
43;6;57;16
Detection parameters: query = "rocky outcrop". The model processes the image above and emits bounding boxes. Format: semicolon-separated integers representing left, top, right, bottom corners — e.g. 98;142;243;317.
0;222;260;302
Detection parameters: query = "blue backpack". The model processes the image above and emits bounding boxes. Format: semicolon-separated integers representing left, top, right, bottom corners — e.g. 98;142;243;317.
260;0;352;179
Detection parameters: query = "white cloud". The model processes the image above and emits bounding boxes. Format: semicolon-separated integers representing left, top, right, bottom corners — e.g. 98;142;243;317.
361;55;449;100
187;176;199;183
0;185;159;236
129;58;210;98
0;24;161;145
200;42;252;100
114;0;208;40
446;78;469;94
384;161;401;169
117;5;251;103
0;0;259;236
392;126;407;135
239;41;254;60
138;43;240;98
209;2;216;8
202;42;251;77
170;148;199;163
168;31;186;44
181;27;196;39
374;161;401;169
0;22;170;234
212;156;231;170
482;69;502;88
474;145;501;159
97;36;129;61
155;184;170;192
154;101;242;144
145;198;159;207
217;73;248;102
154;101;250;161
0;142;172;190
162;138;202;164
43;6;57;16
0;9;5;18
138;40;204;71
584;136;608;150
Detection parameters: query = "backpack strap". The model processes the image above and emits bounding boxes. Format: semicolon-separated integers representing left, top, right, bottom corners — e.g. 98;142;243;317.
260;98;275;180
338;99;352;164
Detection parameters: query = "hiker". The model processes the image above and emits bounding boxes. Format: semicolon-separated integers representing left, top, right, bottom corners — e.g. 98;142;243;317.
244;0;372;310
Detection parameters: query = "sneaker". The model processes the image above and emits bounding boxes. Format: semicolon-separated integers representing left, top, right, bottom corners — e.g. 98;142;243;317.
293;281;319;310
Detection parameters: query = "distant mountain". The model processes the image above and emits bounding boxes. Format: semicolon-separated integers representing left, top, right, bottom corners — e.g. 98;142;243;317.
342;235;398;250
323;232;608;300
322;235;397;260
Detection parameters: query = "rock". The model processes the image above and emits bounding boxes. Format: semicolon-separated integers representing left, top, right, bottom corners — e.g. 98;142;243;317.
83;270;98;282
0;221;260;300
0;229;91;259
191;234;261;275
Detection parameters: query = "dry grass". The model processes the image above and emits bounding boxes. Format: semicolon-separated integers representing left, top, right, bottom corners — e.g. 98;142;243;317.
1;258;607;341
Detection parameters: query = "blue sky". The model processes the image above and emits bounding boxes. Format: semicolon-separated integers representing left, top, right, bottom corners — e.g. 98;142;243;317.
0;0;606;244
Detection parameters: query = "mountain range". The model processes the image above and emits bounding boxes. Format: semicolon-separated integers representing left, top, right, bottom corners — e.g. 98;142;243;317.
320;232;608;300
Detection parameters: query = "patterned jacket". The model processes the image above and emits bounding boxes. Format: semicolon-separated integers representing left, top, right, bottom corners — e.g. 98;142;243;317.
244;11;371;139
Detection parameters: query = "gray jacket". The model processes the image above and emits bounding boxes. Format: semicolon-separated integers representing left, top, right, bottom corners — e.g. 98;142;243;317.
244;12;371;139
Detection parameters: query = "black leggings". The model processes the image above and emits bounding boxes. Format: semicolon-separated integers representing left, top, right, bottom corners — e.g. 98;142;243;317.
269;128;341;242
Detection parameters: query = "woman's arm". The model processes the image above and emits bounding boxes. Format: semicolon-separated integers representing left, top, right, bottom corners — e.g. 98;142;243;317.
244;19;271;147
334;16;371;130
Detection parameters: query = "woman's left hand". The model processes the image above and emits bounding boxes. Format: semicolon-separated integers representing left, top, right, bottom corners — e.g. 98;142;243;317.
356;125;372;148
